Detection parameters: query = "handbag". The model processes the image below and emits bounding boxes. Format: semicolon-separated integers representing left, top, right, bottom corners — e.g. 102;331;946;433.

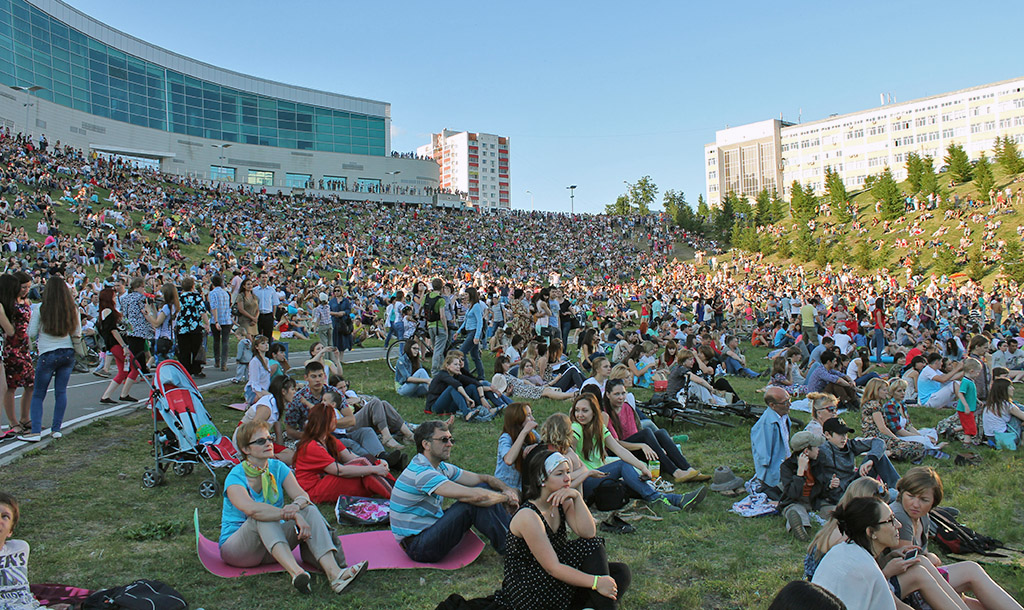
994;430;1018;451
72;334;88;360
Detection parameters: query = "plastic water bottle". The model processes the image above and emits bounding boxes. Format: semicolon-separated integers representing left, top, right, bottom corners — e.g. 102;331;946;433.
672;434;689;443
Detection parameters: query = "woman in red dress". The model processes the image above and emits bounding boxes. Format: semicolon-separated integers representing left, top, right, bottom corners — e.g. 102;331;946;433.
293;403;394;503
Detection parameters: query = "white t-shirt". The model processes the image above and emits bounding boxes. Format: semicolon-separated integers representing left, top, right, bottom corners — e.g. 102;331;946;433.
982;403;1013;437
833;333;853;355
917;365;943;405
811;542;897;610
0;539;35;609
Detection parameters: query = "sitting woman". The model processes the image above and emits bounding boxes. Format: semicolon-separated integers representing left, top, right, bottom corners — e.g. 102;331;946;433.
901;356;927;404
268;342;291;380
306;342;343;379
768;355;808;397
220;420;368;594
276;314;309;339
890;466;1021;610
580;356;612;396
395;340;431;398
492;449;631;610
860;379;927;462
234;375;297;465
425;353;494;421
877;379;946;456
603;379;708;483
846;347;886;387
982;377;1024;447
495;402;539;489
578;328;600;372
570;393;701;512
538;339;586;392
293;403;395;502
493;356;576;402
622;342;657;389
806;478;968;610
655;339;679;377
670;349;731;406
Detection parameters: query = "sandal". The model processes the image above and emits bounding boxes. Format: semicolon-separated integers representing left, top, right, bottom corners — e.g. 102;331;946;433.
331;560;369;594
652;477;675;493
383;438;404;450
291;571;312;594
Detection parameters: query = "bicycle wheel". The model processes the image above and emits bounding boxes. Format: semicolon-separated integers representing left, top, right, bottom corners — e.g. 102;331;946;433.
386;341;402;372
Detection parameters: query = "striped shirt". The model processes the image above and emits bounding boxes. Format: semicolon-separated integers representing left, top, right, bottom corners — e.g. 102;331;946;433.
390;453;463;541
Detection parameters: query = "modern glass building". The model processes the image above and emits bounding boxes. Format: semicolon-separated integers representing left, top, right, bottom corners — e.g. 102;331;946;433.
0;0;443;198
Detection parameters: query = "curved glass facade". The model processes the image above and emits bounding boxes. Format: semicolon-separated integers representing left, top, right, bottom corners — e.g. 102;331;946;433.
0;0;386;155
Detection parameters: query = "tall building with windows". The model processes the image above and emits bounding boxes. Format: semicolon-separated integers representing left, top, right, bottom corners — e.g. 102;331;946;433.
417;129;509;210
704;77;1024;203
0;0;444;201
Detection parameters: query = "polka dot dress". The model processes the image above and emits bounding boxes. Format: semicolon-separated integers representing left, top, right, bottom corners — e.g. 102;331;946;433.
494;502;605;610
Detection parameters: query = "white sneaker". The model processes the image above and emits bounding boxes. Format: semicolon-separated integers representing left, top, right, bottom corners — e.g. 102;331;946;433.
51;431;63;439
16;433;40;442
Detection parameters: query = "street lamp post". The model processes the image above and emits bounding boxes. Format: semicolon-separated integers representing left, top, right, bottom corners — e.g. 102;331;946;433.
525;189;534;212
386;170;401;198
10;85;44;138
566;185;577;215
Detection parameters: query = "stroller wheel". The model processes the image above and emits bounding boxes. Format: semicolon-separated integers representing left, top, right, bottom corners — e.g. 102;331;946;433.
173;462;194;477
199;478;218;499
142;468;163;488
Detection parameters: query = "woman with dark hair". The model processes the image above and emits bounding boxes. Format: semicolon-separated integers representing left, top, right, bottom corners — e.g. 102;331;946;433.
578;328;599;371
0;276;17;436
293;403;394;502
98;286;140;404
1;272;33;435
235;277;259;337
872;298;887;365
495;402;539;489
395;339;431;397
175;276;209;376
538;338;586;391
151;282;179;365
457;286;486;378
19;277;79;441
602;379;708;483
768;581;847;610
235;374;297;465
493;357;576;401
491;448;631;610
847;347;885;387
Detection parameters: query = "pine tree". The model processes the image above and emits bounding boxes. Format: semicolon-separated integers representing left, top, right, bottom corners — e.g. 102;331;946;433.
815;240;831;267
1003;240;1024;284
996;136;1024;175
935;247;958;277
967;245;987;282
825;166;851;222
919;157;941;198
855;240;874;270
831;240;852;265
974;154;995;202
943;143;972;184
905;152;924;192
754;188;771;226
770;189;786;223
760;234;776;256
697;194;709;223
872;167;903;220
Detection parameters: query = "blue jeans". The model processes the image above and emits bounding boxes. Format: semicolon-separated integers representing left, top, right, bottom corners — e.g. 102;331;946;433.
724;356;758;377
872;328;885;364
431;385;469;416
866;454;901;489
460;333;484;379
855;371;882;387
398;367;430;398
30;348;75;434
400;498;512;563
581;460;680;505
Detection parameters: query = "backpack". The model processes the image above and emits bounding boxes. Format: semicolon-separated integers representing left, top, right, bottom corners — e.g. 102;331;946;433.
82;579;187;610
589;479;629;511
424;293;442;324
929;507;1009;557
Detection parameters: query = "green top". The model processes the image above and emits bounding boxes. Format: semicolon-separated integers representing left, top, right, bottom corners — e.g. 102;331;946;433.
957;377;977;413
571;421;610;470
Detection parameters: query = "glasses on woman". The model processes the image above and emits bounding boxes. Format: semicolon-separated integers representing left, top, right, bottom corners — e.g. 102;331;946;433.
248;436;272;447
877;515;898;528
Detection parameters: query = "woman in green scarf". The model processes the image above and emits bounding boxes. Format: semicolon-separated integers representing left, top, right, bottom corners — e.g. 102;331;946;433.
219;420;368;595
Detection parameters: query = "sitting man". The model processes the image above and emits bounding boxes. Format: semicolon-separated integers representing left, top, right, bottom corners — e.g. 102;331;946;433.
335;376;415;450
779;430;835;541
285;361;401;468
805;351;859;410
390;420;519;563
750;386;792;499
817;417;900;496
721;335;760;378
917;353;963;408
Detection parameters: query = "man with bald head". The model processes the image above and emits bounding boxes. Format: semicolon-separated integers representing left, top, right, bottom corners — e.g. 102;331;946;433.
750;386;792;499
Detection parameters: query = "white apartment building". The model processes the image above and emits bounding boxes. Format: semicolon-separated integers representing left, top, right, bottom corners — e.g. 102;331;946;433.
418;129;509;210
705;77;1024;204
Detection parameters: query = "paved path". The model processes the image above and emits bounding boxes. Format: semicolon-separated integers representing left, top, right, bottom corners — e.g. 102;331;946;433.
0;346;385;464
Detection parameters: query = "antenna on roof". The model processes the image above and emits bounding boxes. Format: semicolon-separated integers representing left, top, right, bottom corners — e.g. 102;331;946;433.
880;93;885;106
798;108;802;123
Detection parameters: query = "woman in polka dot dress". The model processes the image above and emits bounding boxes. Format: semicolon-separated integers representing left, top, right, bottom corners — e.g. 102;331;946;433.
493;449;631;610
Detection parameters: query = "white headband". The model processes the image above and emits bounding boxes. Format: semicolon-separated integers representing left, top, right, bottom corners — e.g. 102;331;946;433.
543;453;569;480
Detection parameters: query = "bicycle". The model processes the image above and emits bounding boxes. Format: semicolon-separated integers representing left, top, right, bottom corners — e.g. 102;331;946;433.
386;326;460;372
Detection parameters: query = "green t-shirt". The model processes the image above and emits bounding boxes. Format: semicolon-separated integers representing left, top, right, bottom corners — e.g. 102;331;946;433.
957;377;977;413
571;421;610;470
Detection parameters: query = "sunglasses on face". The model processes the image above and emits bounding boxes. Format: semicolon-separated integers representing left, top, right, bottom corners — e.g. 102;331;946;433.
248;436;272;447
432;436;455;445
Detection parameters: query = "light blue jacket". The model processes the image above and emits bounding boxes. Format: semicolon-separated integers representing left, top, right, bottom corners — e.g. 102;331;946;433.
458;301;486;341
750;408;791;488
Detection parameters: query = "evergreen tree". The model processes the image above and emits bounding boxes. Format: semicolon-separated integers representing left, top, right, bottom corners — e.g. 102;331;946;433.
919;157;941;198
974;154;995;202
1003;240;1024;284
967;245;987;282
831;240;852;265
794;228;815;262
935;247;958;277
872;167;903;220
943;143;972;184
754;188;771;225
714;193;736;239
995;135;1024;175
815;240;831;268
760;234;776;256
825;166;851;223
697;194;709;223
778;238;792;259
770;189;786;223
905;152;924;192
855;240;874;270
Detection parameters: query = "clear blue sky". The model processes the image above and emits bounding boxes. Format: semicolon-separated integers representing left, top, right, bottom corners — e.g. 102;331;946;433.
74;0;1024;214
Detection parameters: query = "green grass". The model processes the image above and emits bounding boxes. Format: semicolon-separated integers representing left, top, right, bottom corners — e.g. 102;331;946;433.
3;346;1024;609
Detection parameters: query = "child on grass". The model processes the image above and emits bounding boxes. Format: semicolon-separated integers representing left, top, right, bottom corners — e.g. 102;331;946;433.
0;492;70;610
982;378;1024;449
954;358;982;446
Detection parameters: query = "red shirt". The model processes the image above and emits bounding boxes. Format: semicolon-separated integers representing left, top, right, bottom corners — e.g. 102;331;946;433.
293;437;347;490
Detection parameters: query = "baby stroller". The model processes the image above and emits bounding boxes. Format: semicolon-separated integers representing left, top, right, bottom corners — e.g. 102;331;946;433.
142;360;238;498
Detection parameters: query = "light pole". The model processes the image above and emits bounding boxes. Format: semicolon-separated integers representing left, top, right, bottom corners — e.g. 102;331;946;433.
525;189;534;212
10;85;44;138
566;184;577;215
211;143;232;161
386;170;401;196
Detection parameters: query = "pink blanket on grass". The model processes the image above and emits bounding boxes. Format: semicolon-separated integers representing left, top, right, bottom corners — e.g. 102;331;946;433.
193;509;484;576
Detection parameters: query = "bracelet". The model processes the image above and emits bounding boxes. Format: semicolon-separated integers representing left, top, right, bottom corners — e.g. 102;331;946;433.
592;575;599;590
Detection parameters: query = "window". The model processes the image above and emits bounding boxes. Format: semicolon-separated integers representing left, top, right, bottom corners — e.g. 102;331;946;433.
247;169;273;186
210;165;235;181
286;173;312;189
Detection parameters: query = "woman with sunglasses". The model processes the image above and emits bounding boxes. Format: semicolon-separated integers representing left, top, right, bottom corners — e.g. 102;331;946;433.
806;477;972;610
220;420;368;595
803;392;839;436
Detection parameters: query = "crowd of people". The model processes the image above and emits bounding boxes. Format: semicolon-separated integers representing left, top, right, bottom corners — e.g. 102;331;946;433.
2;126;1024;608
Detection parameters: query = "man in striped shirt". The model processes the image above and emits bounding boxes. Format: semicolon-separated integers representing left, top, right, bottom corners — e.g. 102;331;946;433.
390;420;518;563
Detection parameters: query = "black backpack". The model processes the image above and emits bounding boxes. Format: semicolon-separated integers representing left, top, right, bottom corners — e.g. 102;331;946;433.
82;579;187;610
424;293;442;323
590;479;629;511
929;507;1010;557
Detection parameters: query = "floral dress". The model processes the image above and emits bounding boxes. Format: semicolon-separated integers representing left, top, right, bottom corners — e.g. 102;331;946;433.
4;301;33;388
770;373;807;396
493;503;604;610
860;399;924;462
